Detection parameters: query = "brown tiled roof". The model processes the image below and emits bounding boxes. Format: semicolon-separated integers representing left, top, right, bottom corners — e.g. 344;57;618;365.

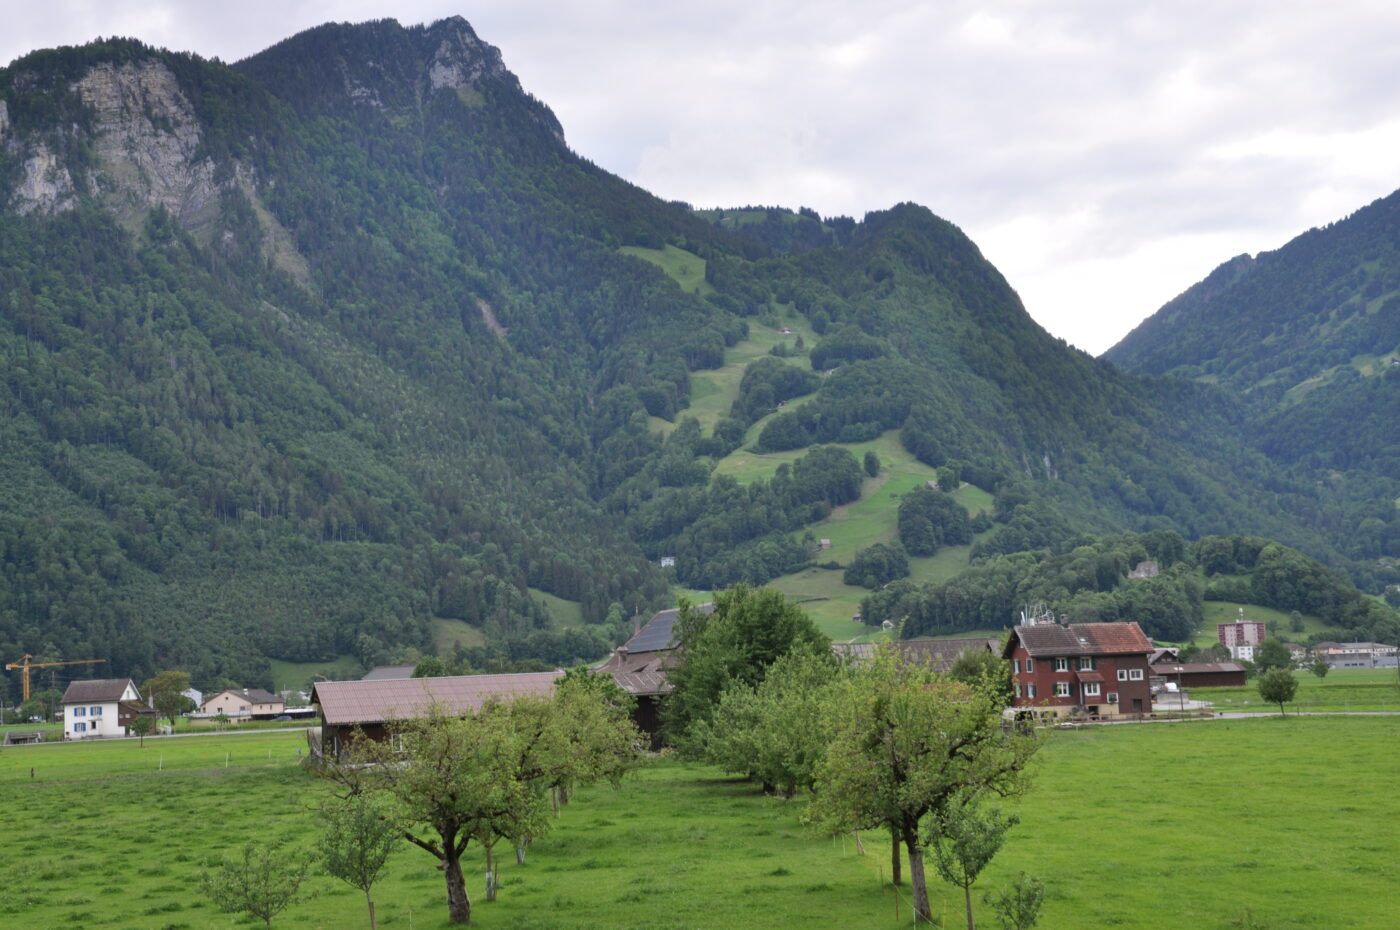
61;679;138;704
596;644;679;695
311;672;563;726
832;638;1000;672
1006;622;1153;658
245;689;281;704
1076;670;1104;683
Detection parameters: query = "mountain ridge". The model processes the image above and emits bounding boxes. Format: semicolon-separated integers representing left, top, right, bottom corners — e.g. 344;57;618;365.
1;17;1393;693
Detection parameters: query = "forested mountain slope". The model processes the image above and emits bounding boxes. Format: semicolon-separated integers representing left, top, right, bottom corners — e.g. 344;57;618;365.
0;18;1388;693
1104;190;1400;566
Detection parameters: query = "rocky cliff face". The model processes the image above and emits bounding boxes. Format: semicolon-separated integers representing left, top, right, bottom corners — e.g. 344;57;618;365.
4;58;231;234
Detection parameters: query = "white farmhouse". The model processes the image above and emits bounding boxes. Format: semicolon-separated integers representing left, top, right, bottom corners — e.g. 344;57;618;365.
61;678;141;739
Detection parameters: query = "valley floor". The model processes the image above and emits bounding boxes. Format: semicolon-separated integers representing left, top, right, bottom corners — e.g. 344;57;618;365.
5;716;1397;928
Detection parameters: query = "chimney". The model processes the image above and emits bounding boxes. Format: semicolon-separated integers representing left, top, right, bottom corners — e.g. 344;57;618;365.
616;645;629;661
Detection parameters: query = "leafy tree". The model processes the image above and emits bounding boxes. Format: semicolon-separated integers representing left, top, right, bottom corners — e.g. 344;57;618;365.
863;450;881;478
1257;667;1299;716
985;872;1046;930
899;486;973;556
201;842;310;929
1289;610;1305;633
663;586;829;750
322;793;402;929
328;706;551;924
1254;639;1292;674
1311;659;1330;678
130;715;155;746
843;542;910;589
948;647;1015;708
929;798;1018;930
694;648;843;795
809;647;1041;923
142;671;195;726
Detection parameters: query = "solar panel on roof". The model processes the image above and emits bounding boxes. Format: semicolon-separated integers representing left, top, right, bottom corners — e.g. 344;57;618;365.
627;603;713;653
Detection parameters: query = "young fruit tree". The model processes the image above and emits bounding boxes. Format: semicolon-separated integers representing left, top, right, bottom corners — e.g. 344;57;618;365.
328;705;552;924
928;797;1018;930
1257;667;1299;716
322;793;402;929
809;645;1041;924
200;842;310;929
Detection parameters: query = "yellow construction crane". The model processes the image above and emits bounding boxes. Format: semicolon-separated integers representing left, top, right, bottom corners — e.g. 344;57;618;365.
4;655;106;701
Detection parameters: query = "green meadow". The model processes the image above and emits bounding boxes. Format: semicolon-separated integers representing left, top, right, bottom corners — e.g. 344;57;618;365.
4;717;1398;928
1192;667;1400;713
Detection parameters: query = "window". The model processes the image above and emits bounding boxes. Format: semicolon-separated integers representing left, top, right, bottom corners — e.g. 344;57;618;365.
1117;669;1128;682
1015;683;1023;698
1083;682;1101;697
1054;682;1071;698
1054;657;1069;672
74;722;86;732
1079;657;1095;671
1026;683;1037;699
90;706;103;716
74;707;86;717
1013;659;1021;674
1025;658;1034;673
1106;692;1119;704
1128;669;1144;681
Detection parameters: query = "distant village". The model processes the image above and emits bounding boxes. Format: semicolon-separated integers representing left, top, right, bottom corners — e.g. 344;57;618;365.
7;605;1396;749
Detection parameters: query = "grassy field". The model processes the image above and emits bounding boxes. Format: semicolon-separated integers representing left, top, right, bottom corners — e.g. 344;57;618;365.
1192;667;1400;713
4;717;1398;928
528;588;586;629
268;654;364;691
430;617;488;654
618;244;714;297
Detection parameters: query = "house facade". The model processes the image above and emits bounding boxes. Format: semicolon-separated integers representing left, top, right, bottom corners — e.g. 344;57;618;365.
200;688;285;718
1004;621;1154;719
61;679;141;739
1313;642;1399;669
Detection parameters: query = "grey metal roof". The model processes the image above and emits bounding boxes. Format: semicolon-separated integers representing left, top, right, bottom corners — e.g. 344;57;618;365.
361;664;418;681
311;671;563;726
625;603;714;654
60;679;138;704
832;638;999;672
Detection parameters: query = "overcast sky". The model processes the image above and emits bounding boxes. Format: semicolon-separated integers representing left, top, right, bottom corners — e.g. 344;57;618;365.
5;1;1400;354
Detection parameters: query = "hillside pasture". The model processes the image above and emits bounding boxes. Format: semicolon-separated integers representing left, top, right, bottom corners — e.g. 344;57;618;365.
268;654;364;692
4;718;1399;928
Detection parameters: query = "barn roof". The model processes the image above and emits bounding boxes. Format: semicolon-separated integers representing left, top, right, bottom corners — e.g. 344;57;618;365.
1150;662;1246;675
61;679;138;704
1004;622;1153;658
625;603;715;654
311;672;564;726
832;637;1000;672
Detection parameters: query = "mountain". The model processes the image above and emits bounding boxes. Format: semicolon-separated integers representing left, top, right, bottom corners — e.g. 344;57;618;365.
1105;191;1400;565
0;18;1392;693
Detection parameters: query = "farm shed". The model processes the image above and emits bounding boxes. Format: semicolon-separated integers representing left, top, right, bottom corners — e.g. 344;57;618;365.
595;603;714;748
309;671;564;760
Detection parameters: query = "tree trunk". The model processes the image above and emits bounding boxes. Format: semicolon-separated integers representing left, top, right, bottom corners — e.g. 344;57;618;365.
890;825;902;885
906;834;931;924
366;891;377;930
964;882;975;930
443;852;472;923
515;845;526;865
485;842;496;902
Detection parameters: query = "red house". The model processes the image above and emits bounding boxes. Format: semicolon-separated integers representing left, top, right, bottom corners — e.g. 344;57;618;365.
1003;621;1154;719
